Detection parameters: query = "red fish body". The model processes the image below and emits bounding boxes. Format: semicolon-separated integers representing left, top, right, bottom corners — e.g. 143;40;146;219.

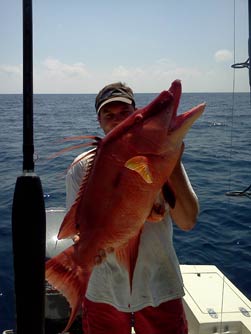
46;80;205;332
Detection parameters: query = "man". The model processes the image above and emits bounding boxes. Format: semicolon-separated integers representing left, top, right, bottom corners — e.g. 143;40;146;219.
66;82;199;334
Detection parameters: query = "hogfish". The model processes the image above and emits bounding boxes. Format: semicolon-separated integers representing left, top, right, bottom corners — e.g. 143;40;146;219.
46;80;205;332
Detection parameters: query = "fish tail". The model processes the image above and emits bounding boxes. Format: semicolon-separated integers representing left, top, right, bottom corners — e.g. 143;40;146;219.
45;245;89;333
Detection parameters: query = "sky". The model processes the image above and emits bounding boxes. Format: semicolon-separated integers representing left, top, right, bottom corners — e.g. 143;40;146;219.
0;0;249;93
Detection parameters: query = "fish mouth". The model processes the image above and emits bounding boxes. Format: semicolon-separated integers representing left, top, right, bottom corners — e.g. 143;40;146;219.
105;80;205;142
168;79;205;133
138;79;182;123
142;79;204;132
156;80;206;150
169;79;182;119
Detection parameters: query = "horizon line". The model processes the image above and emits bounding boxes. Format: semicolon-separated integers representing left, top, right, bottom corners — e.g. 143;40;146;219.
0;91;249;95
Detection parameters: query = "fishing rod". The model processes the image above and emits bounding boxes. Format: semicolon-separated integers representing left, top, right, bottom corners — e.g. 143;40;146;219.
12;1;46;333
226;0;251;199
231;0;251;98
225;184;251;198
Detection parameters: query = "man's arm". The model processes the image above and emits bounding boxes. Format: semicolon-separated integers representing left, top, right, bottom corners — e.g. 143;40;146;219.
169;161;199;231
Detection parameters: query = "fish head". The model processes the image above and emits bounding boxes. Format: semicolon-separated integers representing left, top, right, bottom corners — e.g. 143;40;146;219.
105;80;205;157
107;80;205;154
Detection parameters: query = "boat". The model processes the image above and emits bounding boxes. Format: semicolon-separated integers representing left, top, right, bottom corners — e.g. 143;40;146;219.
6;208;250;334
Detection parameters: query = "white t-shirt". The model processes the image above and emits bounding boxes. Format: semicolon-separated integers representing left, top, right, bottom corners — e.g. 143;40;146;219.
66;150;185;312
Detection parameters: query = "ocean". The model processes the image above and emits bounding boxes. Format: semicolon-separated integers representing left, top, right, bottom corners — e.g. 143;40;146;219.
0;91;250;332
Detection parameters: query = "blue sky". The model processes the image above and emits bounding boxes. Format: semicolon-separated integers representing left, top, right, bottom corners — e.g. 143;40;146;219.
0;0;249;93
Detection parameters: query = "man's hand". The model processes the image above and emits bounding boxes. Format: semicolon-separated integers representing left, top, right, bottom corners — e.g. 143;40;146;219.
147;192;169;222
72;234;80;244
94;247;114;265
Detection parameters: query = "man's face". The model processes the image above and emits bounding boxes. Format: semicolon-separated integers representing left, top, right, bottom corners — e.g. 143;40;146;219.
98;101;135;134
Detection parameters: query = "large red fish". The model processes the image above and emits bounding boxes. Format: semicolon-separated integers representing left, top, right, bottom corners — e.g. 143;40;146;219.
46;80;205;332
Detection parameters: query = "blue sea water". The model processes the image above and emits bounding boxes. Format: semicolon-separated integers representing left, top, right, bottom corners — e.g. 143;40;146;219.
0;92;250;332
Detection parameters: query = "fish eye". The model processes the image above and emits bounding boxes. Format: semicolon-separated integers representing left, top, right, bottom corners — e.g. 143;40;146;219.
134;113;143;123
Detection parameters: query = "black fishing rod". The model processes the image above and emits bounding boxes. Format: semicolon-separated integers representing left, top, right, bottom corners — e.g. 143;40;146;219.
227;0;251;198
231;0;251;98
12;1;46;333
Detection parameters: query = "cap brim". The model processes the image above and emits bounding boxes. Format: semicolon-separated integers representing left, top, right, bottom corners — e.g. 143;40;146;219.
97;97;132;114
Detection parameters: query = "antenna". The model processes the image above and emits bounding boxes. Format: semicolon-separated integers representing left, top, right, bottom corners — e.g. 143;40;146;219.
231;0;251;100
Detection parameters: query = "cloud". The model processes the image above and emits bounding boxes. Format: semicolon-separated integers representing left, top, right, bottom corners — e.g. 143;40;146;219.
111;65;130;78
109;59;202;92
42;57;89;77
31;57;94;93
214;49;233;62
111;65;144;79
36;57;213;92
0;64;22;93
151;59;201;80
0;55;248;93
0;64;22;76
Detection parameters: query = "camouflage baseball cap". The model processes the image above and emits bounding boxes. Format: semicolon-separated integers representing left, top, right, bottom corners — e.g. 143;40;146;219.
95;82;135;114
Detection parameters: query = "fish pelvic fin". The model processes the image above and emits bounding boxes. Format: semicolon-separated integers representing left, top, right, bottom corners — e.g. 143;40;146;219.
58;149;98;240
57;202;78;239
125;156;153;184
115;230;142;292
45;245;89;333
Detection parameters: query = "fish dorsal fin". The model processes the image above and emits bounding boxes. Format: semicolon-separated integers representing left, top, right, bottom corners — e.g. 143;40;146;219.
58;148;97;240
115;230;142;292
125;156;153;184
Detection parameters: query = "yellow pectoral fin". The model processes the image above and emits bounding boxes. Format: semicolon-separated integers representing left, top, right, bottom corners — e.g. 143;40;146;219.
125;156;153;184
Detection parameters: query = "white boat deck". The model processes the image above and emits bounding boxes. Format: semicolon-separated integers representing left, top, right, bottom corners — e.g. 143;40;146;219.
181;265;251;334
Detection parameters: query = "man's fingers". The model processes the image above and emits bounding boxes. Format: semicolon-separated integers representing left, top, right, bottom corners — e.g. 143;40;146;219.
72;234;80;243
98;248;106;258
94;248;108;265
